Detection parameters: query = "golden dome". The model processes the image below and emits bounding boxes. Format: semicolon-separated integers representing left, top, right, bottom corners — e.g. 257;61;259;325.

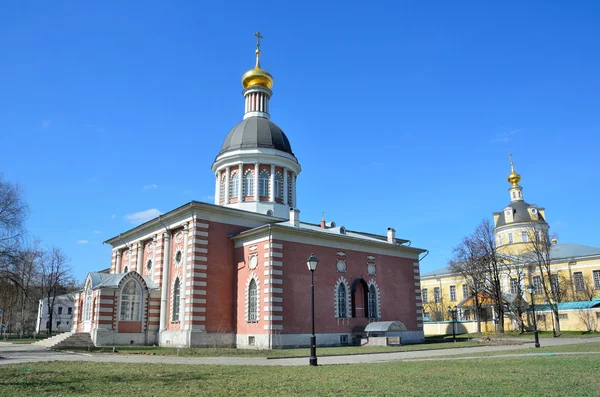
242;57;274;89
507;153;521;187
242;32;274;89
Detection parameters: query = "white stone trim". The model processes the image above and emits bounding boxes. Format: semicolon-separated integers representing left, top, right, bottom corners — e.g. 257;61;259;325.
367;279;382;319
333;277;351;319
245;273;260;323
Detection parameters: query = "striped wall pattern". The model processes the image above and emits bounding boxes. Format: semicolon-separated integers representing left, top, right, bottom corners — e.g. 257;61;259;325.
185;219;209;329
262;240;284;331
414;261;423;328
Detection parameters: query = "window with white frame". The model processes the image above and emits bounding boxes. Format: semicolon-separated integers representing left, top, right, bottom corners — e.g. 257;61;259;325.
337;283;347;318
120;279;141;321
367;284;378;318
230;172;239;198
58;306;63;315
84;286;92;321
497;235;502;245
146;259;152;274
248;279;258;322
510;278;519;295
508;233;514;244
172;277;181;322
449;285;456;301
594;270;600;290
422;288;428;303
259;170;269;197
244;171;254;197
521;231;528;243
550;274;560;295
532;276;542;294
462;284;468;300
434;287;441;303
274;172;283;200
573;272;585;292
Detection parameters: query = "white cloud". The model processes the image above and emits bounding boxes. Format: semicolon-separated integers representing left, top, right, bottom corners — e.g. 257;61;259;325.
77;240;89;244
125;208;162;224
41;120;51;129
143;184;158;191
92;230;102;234
492;129;519;143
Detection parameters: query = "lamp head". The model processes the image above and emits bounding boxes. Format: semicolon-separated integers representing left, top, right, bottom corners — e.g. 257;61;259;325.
306;254;319;271
527;284;535;294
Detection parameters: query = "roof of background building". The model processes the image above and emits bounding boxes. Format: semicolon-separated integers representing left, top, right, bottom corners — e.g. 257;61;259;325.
495;200;547;227
531;299;600;312
219;116;294;156
421;243;600;279
88;272;158;290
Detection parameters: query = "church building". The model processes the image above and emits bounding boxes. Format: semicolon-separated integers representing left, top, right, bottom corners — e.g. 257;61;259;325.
72;35;427;348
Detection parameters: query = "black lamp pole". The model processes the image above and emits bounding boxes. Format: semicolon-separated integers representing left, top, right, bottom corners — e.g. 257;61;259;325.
307;254;319;366
527;285;541;348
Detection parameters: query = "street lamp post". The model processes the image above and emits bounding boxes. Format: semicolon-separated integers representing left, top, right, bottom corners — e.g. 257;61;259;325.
527;284;541;348
307;254;319;366
447;306;458;342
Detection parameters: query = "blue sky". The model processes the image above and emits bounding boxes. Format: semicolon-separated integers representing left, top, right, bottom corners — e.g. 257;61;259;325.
2;1;599;282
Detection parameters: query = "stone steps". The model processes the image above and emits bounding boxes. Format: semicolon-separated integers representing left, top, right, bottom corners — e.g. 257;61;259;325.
36;332;94;348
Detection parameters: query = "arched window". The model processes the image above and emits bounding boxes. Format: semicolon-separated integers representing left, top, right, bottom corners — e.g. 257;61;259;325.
274;173;283;200
231;172;239;198
368;284;378;319
337;283;347;318
84;286;93;321
220;174;226;202
248;279;258;322
146;259;152;275
120;279;141;321
123;266;129;273
244;171;254;197
172;278;181;322
259;170;269;197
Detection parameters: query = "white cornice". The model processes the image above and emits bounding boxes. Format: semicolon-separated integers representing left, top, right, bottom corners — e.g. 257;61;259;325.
212;148;301;174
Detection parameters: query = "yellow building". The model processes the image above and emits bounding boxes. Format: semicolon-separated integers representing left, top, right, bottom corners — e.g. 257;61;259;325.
420;156;600;333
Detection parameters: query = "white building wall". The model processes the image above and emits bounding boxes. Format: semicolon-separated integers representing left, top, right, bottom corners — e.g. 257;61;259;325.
36;294;76;333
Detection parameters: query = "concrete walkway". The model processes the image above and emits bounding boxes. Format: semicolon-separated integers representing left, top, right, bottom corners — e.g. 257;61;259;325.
1;337;599;367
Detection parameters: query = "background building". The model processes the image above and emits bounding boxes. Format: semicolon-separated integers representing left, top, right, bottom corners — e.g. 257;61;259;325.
421;157;600;333
36;293;75;333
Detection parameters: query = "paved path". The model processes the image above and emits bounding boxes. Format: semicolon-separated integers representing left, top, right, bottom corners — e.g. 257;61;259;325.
1;337;599;367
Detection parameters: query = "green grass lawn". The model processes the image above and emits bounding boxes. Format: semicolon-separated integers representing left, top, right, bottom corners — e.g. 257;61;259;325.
430;331;600;340
55;339;508;357
1;354;599;396
439;340;600;358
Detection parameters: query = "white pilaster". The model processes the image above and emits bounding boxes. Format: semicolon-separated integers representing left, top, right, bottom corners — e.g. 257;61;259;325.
269;164;275;202
283;168;288;206
116;251;122;274
238;164;244;201
224;166;230;204
136;242;143;273
159;232;171;332
292;173;297;207
254;163;259;199
181;223;190;329
214;171;220;205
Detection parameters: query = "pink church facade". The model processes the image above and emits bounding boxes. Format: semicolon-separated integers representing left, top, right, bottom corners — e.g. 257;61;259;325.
72;37;427;348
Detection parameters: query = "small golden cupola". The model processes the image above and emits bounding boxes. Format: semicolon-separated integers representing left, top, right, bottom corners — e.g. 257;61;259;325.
507;153;523;202
241;32;274;90
240;32;274;120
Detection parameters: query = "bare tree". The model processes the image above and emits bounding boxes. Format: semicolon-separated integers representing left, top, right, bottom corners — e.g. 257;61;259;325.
472;219;505;333
450;234;485;333
525;225;562;336
0;176;28;275
504;265;528;333
40;247;73;335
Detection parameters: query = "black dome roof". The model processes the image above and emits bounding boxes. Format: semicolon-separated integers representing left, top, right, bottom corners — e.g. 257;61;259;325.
219;117;293;156
495;201;547;227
